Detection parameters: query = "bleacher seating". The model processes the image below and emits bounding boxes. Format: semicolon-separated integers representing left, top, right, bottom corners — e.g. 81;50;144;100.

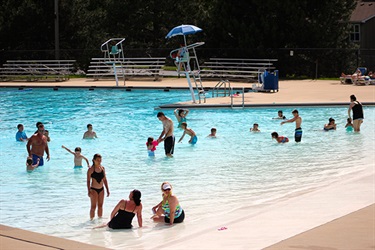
200;58;277;81
0;60;76;82
86;57;166;81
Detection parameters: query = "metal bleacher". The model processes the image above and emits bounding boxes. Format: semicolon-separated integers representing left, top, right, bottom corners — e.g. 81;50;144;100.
200;58;278;81
0;60;76;82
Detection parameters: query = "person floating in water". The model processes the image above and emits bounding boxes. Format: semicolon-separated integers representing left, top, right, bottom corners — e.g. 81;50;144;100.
271;132;289;143
281;110;302;142
146;137;159;157
62;145;90;168
174;108;189;128
250;123;260;132
178;122;197;145
207;127;217;138
26;157;40;172
83;124;98;139
323;118;336;131
345;117;354;132
273;110;286;119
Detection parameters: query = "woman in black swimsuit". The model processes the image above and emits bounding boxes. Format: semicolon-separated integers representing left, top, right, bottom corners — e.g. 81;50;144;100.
348;94;364;132
107;190;143;229
87;154;110;220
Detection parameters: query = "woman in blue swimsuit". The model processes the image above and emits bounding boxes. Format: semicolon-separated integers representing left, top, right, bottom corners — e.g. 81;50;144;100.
87;154;110;220
151;182;185;225
174;108;189;128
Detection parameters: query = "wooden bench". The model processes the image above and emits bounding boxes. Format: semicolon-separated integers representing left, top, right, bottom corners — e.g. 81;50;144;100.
86;57;166;81
200;58;278;81
0;60;76;82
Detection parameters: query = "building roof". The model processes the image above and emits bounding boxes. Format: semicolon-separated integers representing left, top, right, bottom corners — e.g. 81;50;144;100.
350;1;375;23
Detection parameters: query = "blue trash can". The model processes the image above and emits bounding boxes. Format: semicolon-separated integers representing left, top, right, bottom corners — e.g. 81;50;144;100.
263;70;279;92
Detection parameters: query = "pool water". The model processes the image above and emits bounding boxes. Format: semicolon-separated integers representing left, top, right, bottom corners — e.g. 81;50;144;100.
0;88;374;249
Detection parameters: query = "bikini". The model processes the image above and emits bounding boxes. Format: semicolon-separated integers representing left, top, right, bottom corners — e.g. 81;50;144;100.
90;169;105;194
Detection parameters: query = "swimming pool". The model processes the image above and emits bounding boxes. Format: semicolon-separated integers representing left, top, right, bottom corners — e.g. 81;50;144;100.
0;88;374;249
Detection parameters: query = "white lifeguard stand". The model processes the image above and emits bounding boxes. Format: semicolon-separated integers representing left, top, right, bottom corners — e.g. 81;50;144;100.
100;38;126;86
169;42;206;103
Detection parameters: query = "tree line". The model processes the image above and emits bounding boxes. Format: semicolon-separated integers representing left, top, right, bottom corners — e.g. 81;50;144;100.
0;0;358;77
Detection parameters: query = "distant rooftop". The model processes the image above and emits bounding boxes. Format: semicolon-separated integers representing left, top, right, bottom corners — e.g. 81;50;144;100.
350;0;375;22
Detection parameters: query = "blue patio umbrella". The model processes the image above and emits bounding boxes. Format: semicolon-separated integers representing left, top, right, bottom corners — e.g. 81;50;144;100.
165;24;202;46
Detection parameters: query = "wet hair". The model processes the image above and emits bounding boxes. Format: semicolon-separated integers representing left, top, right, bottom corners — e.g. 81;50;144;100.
17;124;23;129
253;123;259;126
350;95;356;101
347;118;352;123
44;130;49;133
132;189;142;206
329;117;335;123
147;137;154;146
178;109;184;116
157;112;165;117
36;122;43;128
75;147;81;152
278;110;283;114
211;127;217;132
87;124;92;129
292;109;299;114
271;132;278;138
181;122;187;128
92;153;102;165
27;158;33;165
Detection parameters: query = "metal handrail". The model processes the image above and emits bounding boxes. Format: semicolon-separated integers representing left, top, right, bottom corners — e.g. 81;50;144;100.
230;87;245;108
212;80;230;97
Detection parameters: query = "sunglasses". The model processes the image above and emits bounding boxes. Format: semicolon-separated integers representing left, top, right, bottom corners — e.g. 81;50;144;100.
163;188;171;191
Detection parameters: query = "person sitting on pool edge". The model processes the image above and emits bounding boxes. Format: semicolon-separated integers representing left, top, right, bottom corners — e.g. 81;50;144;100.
271;132;289;143
323;117;336;131
178;122;197;144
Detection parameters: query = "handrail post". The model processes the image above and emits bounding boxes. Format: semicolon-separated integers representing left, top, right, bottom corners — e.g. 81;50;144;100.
242;87;245;108
230;87;233;108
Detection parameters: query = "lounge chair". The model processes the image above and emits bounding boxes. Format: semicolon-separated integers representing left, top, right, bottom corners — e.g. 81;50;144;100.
340;67;367;84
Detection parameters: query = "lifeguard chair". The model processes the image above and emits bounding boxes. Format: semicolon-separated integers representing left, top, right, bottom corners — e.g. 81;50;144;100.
100;38;126;86
169;42;206;103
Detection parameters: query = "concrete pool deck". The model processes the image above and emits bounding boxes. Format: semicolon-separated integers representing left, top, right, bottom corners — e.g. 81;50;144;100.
0;77;374;249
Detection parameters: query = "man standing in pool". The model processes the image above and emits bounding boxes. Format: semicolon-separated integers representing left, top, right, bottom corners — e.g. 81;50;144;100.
157;112;175;157
27;123;50;166
281;110;303;142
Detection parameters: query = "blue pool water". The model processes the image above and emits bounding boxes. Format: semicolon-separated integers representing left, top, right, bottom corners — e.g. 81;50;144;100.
0;88;374;248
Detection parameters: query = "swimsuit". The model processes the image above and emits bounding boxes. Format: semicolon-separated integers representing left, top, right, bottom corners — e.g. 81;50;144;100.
190;135;198;145
294;128;302;142
352;101;364;120
146;140;159;157
280;136;288;143
90;187;104;194
91;169;104;183
74;166;83;169
32;154;43;166
346;126;353;132
164;136;175;155
323;127;335;131
16;131;27;141
178;117;186;128
162;200;185;223
108;201;136;229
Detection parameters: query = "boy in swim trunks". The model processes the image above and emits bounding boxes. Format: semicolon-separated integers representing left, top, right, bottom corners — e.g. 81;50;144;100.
62;145;90;168
207;128;217;138
83;124;98;139
271;132;289;143
178;122;198;145
281;110;302;142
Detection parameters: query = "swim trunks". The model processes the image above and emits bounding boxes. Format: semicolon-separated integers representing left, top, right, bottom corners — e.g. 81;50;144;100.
164;136;175;155
280;136;288;143
74;166;83;169
190;135;198;145
295;128;302;142
32;154;44;166
148;150;155;157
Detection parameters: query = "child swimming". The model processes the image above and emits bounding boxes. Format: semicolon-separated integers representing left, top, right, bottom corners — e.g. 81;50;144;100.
250;123;260;132
26;157;40;172
62;145;90;168
345;117;354;132
271;132;289;143
146;137;159;157
178;122;198;144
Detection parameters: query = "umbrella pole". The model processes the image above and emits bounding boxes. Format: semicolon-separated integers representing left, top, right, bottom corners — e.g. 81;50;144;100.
183;35;187;47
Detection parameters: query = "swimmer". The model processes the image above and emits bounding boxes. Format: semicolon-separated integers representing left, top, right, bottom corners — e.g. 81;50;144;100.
271;132;289;143
26;157;40;172
281;110;303;142
250;123;260;132
345;117;354;132
323;118;336;131
174;108;189;128
207;127;217;138
273;110;286;119
83;124;98;139
178;122;197;144
146;137;159;157
16;124;29;141
62;145;90;168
